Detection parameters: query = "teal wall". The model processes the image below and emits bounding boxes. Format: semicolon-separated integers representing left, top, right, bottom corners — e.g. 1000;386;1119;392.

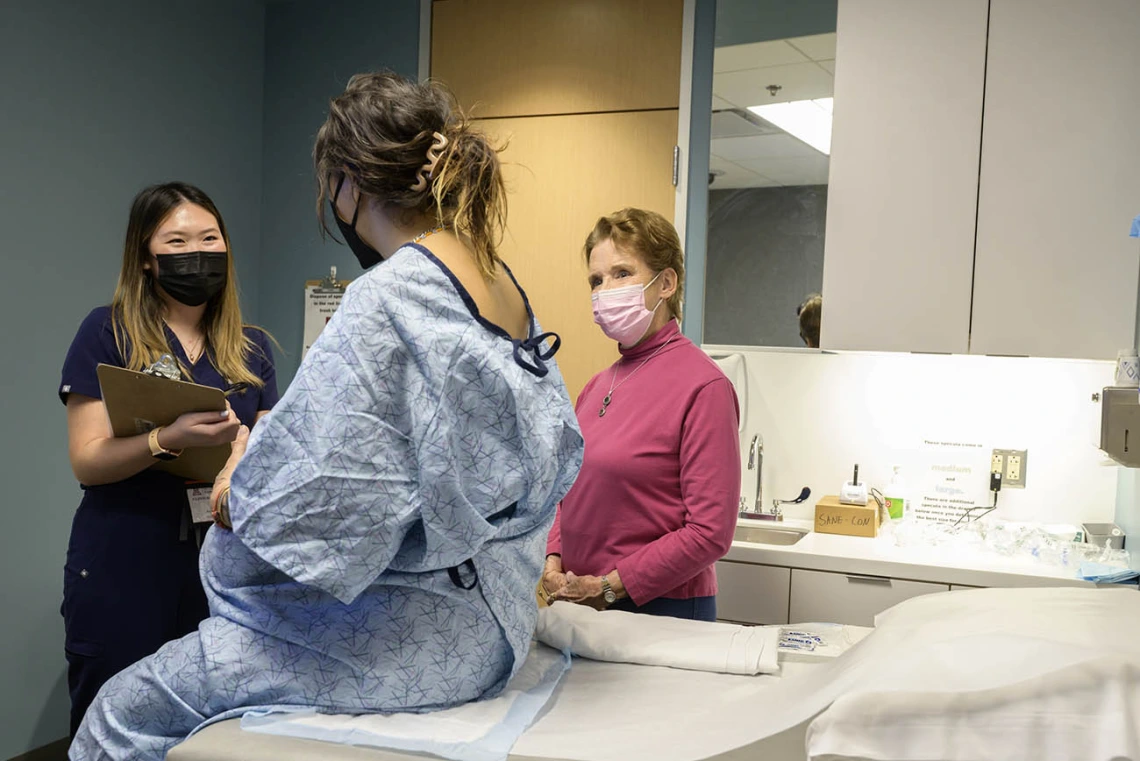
681;0;717;343
715;0;838;46
258;0;421;387
0;2;265;755
0;1;420;755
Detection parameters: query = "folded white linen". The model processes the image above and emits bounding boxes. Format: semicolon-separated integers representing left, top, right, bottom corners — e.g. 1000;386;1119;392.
535;601;780;675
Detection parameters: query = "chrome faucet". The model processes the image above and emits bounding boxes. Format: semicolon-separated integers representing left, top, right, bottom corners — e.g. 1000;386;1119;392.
739;434;769;519
749;434;763;511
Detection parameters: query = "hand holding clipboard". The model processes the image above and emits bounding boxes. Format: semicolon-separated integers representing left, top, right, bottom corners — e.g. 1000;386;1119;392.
96;364;238;482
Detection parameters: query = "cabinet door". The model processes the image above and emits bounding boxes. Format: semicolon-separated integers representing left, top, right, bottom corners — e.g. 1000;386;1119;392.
715;561;791;625
477;110;678;399
821;0;988;353
431;0;683;119
970;0;1140;359
789;569;948;626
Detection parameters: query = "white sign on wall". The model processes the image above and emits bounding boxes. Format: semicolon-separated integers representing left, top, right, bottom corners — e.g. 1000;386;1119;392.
302;273;349;359
914;439;990;523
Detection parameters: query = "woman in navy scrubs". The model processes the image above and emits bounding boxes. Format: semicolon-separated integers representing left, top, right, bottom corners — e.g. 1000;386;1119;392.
58;182;278;737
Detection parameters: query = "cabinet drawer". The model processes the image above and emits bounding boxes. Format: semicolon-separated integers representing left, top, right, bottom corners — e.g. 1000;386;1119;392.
789;569;949;626
715;561;791;625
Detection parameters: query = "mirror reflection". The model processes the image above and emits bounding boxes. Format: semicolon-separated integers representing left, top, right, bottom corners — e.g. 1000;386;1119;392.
704;21;836;348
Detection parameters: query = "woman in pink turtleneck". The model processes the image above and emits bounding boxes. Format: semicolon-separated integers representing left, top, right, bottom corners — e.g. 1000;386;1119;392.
543;208;740;621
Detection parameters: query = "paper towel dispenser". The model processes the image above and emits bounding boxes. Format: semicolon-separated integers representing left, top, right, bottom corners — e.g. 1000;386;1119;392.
1100;387;1140;467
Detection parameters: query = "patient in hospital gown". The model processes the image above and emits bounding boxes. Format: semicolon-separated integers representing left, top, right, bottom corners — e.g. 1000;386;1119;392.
68;241;585;760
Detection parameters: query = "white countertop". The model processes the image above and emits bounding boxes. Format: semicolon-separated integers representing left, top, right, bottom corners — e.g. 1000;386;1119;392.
724;518;1095;589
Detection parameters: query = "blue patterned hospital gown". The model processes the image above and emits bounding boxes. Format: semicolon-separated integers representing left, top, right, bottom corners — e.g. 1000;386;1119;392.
70;244;585;761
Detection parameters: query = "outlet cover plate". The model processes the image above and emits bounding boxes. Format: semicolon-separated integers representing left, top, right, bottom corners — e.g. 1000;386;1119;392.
993;448;1027;488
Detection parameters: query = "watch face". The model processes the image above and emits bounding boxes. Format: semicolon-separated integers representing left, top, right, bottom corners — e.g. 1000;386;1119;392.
604;590;617;604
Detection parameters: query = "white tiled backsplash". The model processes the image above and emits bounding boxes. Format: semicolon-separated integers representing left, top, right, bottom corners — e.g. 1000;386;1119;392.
703;346;1118;526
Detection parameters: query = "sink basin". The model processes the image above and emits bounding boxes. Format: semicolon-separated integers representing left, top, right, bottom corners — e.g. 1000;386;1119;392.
734;524;809;546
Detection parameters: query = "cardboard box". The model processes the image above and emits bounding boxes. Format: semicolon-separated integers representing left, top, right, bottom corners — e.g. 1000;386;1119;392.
814;494;880;538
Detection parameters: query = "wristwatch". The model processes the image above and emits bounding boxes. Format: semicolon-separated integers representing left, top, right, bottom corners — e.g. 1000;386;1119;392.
600;575;617;605
148;427;182;461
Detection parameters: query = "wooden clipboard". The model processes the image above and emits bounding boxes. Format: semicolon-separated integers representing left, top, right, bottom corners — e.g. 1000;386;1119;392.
96;364;230;483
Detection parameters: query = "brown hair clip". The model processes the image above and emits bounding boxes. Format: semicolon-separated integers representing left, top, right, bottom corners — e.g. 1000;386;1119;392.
410;131;450;192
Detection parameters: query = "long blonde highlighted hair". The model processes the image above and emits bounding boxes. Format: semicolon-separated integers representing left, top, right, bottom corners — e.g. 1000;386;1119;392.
111;182;266;389
313;71;508;280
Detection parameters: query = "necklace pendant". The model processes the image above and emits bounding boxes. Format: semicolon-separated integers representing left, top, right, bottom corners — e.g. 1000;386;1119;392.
598;394;612;418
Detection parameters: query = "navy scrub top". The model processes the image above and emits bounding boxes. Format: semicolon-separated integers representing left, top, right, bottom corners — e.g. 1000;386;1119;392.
59;306;279;510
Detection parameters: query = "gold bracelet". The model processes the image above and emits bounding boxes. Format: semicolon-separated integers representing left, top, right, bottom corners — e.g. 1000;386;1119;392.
211;485;232;528
148;426;182;460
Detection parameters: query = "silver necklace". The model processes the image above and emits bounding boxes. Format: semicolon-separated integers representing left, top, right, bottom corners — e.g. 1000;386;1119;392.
598;336;676;418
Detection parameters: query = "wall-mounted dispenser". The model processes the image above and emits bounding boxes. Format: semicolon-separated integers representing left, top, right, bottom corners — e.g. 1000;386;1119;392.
1099;387;1140;467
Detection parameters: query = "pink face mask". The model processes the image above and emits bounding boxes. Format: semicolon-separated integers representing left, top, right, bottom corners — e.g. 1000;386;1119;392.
592;272;663;346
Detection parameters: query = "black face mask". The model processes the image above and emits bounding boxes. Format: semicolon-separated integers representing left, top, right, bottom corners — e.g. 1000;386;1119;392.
154;251;228;307
331;175;384;270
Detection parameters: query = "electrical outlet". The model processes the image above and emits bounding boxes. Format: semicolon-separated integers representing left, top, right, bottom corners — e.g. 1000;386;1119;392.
1007;453;1024;484
993;448;1027;488
991;451;1005;477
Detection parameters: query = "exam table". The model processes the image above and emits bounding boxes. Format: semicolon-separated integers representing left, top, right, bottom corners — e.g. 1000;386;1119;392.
169;587;1140;761
167;655;828;761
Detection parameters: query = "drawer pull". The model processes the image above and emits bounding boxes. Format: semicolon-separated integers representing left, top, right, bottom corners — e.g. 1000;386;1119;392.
845;574;892;585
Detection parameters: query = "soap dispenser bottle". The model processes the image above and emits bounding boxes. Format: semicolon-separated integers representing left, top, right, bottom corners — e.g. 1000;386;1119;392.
885;465;908;521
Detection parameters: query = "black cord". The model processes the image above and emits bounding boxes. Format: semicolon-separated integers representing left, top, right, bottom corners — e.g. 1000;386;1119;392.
951;489;1000;528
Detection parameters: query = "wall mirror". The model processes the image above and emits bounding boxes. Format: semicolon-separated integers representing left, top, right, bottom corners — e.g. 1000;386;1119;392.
703;1;837;349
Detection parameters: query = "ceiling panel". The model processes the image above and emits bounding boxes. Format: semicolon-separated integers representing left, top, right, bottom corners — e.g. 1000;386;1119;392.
709;154;777;190
712;133;822;161
711;172;779;190
713;61;833;109
714;40;808;73
786;33;837;62
736;154;831;186
711;109;780;139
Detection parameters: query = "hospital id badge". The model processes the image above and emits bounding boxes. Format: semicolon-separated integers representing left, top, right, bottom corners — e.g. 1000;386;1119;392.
187;485;213;524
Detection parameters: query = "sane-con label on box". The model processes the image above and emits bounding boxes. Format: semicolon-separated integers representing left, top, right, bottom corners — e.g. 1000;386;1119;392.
814;495;880;538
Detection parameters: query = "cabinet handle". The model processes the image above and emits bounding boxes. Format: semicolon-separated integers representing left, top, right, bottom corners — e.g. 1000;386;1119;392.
845;574;892;586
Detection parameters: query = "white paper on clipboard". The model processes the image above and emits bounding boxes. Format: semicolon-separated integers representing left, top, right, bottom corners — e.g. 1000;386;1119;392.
302;276;349;359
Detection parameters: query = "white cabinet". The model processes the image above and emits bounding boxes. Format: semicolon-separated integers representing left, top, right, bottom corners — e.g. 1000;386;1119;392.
715;561;791;625
823;0;1140;360
789;569;949;627
821;0;988;354
970;0;1140;359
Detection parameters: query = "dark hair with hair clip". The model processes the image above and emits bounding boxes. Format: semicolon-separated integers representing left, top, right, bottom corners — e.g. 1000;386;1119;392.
313;71;508;280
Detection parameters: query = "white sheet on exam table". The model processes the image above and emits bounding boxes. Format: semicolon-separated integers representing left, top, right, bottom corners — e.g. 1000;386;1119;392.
172;587;1140;761
808;655;1140;761
529;587;1140;761
168;656;829;761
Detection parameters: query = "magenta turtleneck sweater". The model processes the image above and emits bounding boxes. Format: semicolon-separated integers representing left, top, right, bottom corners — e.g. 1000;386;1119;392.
547;320;741;605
